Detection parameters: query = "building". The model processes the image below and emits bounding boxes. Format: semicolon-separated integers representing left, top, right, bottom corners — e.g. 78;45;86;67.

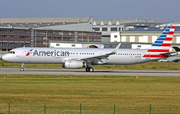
1;17;180;51
111;26;180;45
49;41;104;48
0;17;101;51
93;19;180;48
92;19;166;42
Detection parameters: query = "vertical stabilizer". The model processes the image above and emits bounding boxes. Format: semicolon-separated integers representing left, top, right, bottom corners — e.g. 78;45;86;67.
143;26;176;58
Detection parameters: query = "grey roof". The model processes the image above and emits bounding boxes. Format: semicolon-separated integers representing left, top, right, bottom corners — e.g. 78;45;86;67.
0;17;92;29
0;22;79;28
0;17;91;23
126;26;180;31
93;19;166;26
172;22;180;24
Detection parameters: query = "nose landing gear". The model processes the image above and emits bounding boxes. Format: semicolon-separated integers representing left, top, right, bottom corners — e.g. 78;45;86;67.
20;63;24;71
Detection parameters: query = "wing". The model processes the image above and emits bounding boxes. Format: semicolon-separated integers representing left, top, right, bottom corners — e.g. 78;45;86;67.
81;43;121;62
63;43;121;63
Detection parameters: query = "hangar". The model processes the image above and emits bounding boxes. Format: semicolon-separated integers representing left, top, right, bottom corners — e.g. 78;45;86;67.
92;19;166;42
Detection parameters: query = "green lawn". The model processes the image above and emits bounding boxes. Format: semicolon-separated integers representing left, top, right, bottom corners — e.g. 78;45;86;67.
0;75;180;113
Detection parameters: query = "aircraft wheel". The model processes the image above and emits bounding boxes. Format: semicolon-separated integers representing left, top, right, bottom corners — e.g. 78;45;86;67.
85;67;94;72
20;68;24;71
85;67;90;72
89;67;94;72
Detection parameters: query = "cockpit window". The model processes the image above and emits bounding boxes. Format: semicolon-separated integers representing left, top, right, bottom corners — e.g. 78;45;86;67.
9;51;15;54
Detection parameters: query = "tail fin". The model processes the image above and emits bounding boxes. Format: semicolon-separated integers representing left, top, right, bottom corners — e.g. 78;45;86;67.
143;26;176;58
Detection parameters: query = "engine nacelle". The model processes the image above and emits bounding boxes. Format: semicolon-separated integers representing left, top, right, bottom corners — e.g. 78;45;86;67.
62;60;86;69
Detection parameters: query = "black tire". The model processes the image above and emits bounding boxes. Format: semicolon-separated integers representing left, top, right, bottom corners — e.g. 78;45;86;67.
85;67;90;72
20;68;24;71
89;67;94;72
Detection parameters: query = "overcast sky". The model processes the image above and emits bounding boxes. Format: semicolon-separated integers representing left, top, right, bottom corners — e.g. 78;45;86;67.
1;0;180;23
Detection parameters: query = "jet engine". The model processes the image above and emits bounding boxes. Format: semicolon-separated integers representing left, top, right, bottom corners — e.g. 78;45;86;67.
62;60;86;69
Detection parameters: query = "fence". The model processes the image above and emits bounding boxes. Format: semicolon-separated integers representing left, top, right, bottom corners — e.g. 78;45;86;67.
1;103;180;114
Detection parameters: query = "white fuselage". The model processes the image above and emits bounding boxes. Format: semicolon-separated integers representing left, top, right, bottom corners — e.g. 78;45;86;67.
2;47;156;65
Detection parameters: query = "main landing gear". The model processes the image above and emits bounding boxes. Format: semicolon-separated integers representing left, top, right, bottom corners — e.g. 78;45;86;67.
20;63;24;71
85;67;94;72
85;62;94;72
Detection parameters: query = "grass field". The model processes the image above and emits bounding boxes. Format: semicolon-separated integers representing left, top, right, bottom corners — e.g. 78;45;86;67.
1;59;180;113
0;75;180;113
1;60;180;70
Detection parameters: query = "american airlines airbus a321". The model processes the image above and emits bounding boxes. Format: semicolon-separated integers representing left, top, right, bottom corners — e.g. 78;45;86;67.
1;26;178;72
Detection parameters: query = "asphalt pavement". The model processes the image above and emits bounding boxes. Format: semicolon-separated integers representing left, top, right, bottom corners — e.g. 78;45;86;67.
0;68;180;76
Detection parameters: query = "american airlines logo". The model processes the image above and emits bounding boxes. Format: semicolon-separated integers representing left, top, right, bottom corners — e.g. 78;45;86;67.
33;50;70;56
26;49;33;56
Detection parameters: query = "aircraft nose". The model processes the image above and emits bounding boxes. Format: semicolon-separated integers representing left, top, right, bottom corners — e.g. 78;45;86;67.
1;55;5;60
2;54;8;61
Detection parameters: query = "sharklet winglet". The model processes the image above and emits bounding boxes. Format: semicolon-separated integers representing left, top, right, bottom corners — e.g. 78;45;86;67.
108;43;121;55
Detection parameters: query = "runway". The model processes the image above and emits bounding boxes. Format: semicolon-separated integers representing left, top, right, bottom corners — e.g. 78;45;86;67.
0;68;180;76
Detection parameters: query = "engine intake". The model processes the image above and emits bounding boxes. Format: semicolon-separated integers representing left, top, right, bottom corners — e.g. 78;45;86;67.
62;60;86;69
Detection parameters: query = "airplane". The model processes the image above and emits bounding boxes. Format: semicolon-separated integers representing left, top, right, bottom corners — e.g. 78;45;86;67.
1;26;178;72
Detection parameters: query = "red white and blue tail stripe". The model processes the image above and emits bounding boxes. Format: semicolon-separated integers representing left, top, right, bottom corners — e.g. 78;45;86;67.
143;26;176;58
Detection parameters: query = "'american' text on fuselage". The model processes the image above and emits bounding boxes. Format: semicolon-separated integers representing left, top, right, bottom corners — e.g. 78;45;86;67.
33;50;70;56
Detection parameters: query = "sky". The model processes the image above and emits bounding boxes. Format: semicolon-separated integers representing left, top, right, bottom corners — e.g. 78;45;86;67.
0;0;180;23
